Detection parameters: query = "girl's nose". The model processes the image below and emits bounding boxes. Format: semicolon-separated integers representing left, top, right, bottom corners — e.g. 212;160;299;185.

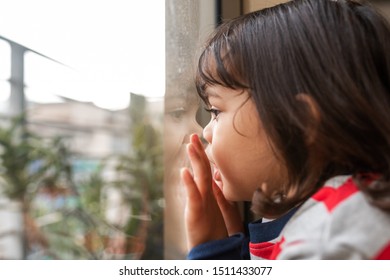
202;121;212;144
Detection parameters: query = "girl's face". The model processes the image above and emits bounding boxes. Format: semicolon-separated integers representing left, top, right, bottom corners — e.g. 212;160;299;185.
203;85;287;201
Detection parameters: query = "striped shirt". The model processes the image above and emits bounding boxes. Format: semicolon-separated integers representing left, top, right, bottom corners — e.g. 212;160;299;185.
188;175;390;260
252;176;390;259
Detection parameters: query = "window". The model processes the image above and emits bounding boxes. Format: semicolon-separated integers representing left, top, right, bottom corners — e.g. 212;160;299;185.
164;0;216;259
0;1;164;260
0;39;11;115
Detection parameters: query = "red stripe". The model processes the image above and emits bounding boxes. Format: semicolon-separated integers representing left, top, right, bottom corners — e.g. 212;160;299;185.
249;242;275;259
312;178;358;212
269;237;284;260
374;242;390;260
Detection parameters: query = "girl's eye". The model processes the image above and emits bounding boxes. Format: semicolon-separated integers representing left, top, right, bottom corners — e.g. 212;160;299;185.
205;107;221;120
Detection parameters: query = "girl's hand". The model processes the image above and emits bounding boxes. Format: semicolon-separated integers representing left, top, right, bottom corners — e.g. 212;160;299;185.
212;182;245;236
181;134;242;250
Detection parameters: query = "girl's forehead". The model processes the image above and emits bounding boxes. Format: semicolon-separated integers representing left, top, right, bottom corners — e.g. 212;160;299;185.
203;88;222;101
206;84;249;100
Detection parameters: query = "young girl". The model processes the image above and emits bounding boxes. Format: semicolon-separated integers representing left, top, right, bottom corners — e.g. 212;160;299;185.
181;0;390;259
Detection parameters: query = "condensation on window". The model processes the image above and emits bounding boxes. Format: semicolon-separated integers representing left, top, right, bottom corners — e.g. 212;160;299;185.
164;0;215;260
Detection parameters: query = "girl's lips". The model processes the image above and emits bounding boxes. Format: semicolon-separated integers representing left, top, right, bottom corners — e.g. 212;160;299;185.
213;166;223;189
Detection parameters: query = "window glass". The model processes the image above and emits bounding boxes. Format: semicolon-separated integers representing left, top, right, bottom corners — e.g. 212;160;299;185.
0;39;10;115
164;0;215;259
24;51;67;105
0;39;10;80
0;2;164;260
0;80;10;113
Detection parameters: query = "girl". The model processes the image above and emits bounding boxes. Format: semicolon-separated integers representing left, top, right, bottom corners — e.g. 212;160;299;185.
181;0;390;259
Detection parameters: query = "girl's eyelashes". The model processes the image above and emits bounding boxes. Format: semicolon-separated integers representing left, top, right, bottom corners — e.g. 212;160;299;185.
204;107;221;120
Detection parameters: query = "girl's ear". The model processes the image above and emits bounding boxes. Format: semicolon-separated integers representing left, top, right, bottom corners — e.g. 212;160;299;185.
296;93;321;145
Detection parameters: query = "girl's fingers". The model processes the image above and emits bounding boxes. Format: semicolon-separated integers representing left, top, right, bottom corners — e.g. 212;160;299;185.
182;136;230;248
212;181;237;219
190;133;204;151
212;181;230;210
186;142;212;195
190;134;210;169
212;181;244;235
181;168;199;201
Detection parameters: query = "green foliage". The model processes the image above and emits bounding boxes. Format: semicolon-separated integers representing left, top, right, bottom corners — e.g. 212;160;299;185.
109;93;164;259
0;95;164;259
0;116;105;259
0;116;71;202
78;164;106;218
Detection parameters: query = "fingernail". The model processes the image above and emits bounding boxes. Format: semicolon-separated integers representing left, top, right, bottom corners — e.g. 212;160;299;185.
191;133;198;143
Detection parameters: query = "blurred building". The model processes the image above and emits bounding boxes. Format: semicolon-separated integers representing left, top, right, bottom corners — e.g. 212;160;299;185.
27;98;131;159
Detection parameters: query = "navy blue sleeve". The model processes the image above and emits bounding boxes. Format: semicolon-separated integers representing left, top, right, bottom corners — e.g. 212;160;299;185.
248;207;299;244
187;233;249;260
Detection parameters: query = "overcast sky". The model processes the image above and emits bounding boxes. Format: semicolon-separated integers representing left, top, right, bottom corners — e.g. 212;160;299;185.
0;0;165;110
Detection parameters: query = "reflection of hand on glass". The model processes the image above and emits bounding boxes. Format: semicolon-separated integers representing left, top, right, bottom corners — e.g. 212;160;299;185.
164;86;203;259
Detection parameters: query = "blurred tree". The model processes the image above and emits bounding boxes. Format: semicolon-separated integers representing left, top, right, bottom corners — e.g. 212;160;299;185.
0;116;103;259
108;93;163;259
0;94;164;259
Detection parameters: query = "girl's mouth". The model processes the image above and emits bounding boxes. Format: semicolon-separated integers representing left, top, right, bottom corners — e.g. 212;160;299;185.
213;166;223;189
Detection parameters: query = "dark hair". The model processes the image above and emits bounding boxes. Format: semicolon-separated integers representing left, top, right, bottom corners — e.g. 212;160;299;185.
196;0;390;217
